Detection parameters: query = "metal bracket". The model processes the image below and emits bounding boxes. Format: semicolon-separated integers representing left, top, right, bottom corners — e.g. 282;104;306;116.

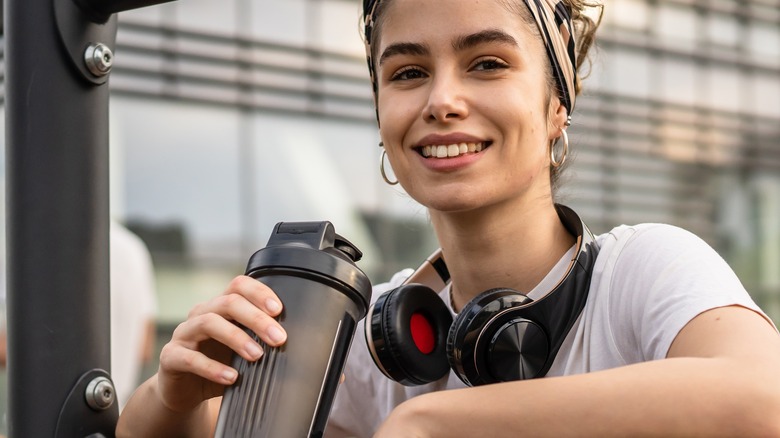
55;369;119;437
53;0;118;85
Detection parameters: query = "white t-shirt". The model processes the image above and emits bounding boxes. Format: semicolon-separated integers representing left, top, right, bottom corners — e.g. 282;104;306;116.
110;222;158;411
325;223;771;437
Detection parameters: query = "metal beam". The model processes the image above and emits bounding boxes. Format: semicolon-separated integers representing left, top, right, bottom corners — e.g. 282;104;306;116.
4;0;174;435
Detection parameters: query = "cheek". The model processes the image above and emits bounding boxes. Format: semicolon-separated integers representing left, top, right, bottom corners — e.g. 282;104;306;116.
378;93;419;143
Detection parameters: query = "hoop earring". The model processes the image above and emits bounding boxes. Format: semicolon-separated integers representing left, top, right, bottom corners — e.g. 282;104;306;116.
550;129;569;168
380;149;399;185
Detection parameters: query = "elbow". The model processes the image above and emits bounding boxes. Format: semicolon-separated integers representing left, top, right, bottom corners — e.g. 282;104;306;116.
115;419;130;438
739;375;780;437
758;397;780;436
748;407;780;437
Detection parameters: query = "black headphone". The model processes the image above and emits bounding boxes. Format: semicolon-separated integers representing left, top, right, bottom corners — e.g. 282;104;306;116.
364;205;599;387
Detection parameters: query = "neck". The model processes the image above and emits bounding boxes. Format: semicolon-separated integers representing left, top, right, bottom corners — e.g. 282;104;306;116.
430;197;575;312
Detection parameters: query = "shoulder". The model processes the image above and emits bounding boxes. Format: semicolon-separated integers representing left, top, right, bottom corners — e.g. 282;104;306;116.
595;223;725;275
597;223;710;253
110;221;153;262
591;222;754;329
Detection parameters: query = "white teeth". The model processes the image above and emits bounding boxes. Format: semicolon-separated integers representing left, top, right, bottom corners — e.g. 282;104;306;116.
421;142;486;158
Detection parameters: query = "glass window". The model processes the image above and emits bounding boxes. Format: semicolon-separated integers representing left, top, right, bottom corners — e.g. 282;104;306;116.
748;21;780;63
318;0;367;56
705;12;741;48
660;56;697;106
112;97;244;262
605;0;649;31
751;72;780;118
160;0;241;35
655;4;698;47
250;0;309;46
607;48;651;98
706;66;742;112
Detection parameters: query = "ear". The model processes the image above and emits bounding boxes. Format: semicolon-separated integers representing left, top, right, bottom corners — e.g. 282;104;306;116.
547;96;568;142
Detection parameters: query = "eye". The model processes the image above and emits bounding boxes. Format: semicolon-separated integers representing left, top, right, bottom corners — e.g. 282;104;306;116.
390;66;427;81
471;57;509;72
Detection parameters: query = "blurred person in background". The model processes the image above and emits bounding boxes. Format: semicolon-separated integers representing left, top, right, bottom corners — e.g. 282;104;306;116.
109;220;158;411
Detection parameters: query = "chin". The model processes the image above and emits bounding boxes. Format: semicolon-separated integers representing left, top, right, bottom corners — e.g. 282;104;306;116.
414;190;487;214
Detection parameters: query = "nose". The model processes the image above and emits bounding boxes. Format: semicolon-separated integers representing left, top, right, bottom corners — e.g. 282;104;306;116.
422;71;468;123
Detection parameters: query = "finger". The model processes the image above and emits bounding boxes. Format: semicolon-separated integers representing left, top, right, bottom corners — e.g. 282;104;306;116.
187;276;283;320
223;275;284;317
160;341;238;386
210;293;287;347
185;286;287;347
173;312;265;362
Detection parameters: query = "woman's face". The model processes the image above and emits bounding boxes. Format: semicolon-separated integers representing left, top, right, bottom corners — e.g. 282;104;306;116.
375;0;566;213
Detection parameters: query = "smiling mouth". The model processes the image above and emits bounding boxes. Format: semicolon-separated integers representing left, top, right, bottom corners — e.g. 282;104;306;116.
417;141;492;158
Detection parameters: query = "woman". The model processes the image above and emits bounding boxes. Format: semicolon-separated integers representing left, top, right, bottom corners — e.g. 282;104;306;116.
117;0;780;436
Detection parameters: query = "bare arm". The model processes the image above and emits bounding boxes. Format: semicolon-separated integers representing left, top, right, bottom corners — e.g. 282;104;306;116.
116;377;220;437
375;306;780;437
116;276;287;436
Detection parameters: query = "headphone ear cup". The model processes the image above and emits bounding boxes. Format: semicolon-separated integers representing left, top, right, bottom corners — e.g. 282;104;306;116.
447;288;538;386
365;284;453;386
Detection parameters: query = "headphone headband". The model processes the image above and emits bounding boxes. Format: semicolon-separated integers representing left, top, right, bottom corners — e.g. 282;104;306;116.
449;205;598;384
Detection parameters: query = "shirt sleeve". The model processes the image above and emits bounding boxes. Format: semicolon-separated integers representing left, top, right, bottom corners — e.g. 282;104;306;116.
607;224;773;364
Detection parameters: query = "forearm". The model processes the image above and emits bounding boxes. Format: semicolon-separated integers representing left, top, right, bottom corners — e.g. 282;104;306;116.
116;375;216;438
388;357;780;437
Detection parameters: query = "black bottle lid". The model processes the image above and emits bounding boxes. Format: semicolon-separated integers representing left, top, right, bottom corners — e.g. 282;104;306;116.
245;221;373;317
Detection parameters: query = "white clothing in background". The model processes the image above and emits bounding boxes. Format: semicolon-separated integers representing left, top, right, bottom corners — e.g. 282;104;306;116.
110;222;157;411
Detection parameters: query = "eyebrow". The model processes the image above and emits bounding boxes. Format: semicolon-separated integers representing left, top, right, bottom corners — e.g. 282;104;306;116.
453;29;519;52
378;42;429;66
378;29;518;66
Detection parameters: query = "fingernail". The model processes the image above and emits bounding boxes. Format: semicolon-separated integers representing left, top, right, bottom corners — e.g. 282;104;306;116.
221;368;237;384
245;342;263;360
265;298;282;314
268;326;287;344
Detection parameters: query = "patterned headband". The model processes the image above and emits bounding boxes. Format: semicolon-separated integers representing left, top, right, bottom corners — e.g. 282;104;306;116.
362;0;578;117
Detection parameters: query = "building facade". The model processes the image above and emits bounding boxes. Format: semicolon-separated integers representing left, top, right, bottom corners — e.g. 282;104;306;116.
91;0;780;322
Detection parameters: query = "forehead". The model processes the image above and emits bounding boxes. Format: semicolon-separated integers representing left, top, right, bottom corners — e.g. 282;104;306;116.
378;0;533;50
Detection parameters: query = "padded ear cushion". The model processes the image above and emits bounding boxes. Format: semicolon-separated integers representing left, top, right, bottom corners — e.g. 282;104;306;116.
366;284;452;386
447;288;534;386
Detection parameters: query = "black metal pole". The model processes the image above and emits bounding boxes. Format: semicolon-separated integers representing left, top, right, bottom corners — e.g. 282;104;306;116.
5;0;115;434
2;0;143;434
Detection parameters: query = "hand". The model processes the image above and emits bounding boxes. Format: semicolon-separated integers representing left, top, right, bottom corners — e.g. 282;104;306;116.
156;275;287;413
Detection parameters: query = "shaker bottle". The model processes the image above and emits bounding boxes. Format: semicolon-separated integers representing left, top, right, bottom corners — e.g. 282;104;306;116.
214;221;372;438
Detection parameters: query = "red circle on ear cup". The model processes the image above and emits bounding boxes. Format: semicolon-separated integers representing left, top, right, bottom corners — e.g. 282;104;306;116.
410;312;435;354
